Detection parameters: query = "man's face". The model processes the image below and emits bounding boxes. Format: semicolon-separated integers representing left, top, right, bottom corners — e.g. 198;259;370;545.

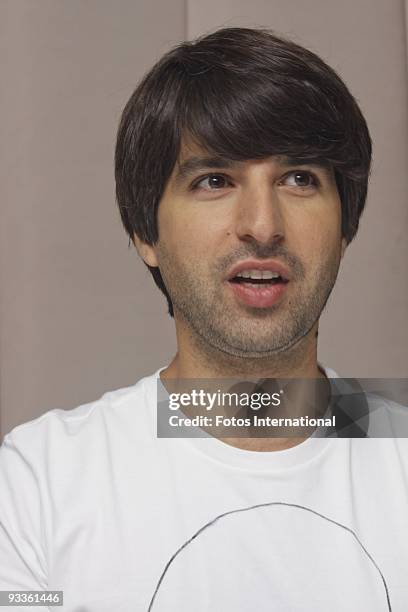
138;140;346;358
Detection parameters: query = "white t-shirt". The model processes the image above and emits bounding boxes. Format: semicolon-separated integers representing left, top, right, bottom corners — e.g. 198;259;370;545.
0;366;407;611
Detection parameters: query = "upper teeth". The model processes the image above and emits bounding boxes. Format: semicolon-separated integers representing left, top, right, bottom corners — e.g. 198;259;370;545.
236;269;280;279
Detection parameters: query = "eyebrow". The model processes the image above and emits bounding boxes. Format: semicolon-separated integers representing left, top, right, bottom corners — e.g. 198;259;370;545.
173;155;333;188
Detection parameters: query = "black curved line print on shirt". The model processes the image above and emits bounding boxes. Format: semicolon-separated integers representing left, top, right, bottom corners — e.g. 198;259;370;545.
147;502;392;611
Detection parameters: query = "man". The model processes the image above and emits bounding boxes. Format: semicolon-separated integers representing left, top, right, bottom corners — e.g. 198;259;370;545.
0;27;406;611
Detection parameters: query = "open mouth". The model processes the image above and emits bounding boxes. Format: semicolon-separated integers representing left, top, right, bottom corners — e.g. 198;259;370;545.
229;275;288;286
226;270;290;308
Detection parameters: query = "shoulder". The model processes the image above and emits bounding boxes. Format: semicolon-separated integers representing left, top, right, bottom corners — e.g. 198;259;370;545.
0;371;158;466
365;392;408;437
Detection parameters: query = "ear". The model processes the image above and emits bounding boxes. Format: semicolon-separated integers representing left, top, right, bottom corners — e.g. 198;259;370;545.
132;233;159;267
340;237;347;259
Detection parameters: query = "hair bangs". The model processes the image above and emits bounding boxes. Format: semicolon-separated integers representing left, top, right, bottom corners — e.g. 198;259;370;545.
178;67;346;171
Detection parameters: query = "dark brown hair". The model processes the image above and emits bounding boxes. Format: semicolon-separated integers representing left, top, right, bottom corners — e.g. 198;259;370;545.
115;27;372;317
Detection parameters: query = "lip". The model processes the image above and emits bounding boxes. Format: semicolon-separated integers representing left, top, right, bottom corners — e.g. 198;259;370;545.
224;259;291;309
225;259;291;281
227;279;288;308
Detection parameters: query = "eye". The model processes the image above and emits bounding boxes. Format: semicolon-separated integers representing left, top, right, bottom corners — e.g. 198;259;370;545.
192;174;232;191
280;171;319;188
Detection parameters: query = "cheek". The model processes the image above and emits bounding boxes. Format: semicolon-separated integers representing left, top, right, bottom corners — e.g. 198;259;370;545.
158;201;226;259
288;202;342;266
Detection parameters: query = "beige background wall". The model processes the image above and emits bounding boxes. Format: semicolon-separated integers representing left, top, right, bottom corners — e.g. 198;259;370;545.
1;0;407;437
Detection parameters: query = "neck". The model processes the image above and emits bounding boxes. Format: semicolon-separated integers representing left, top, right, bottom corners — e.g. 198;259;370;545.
162;319;322;379
160;320;326;452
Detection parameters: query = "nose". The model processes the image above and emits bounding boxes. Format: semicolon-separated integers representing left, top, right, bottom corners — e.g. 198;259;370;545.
233;181;285;246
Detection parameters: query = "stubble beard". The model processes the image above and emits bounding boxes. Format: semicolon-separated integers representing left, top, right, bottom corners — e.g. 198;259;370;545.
156;244;341;361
